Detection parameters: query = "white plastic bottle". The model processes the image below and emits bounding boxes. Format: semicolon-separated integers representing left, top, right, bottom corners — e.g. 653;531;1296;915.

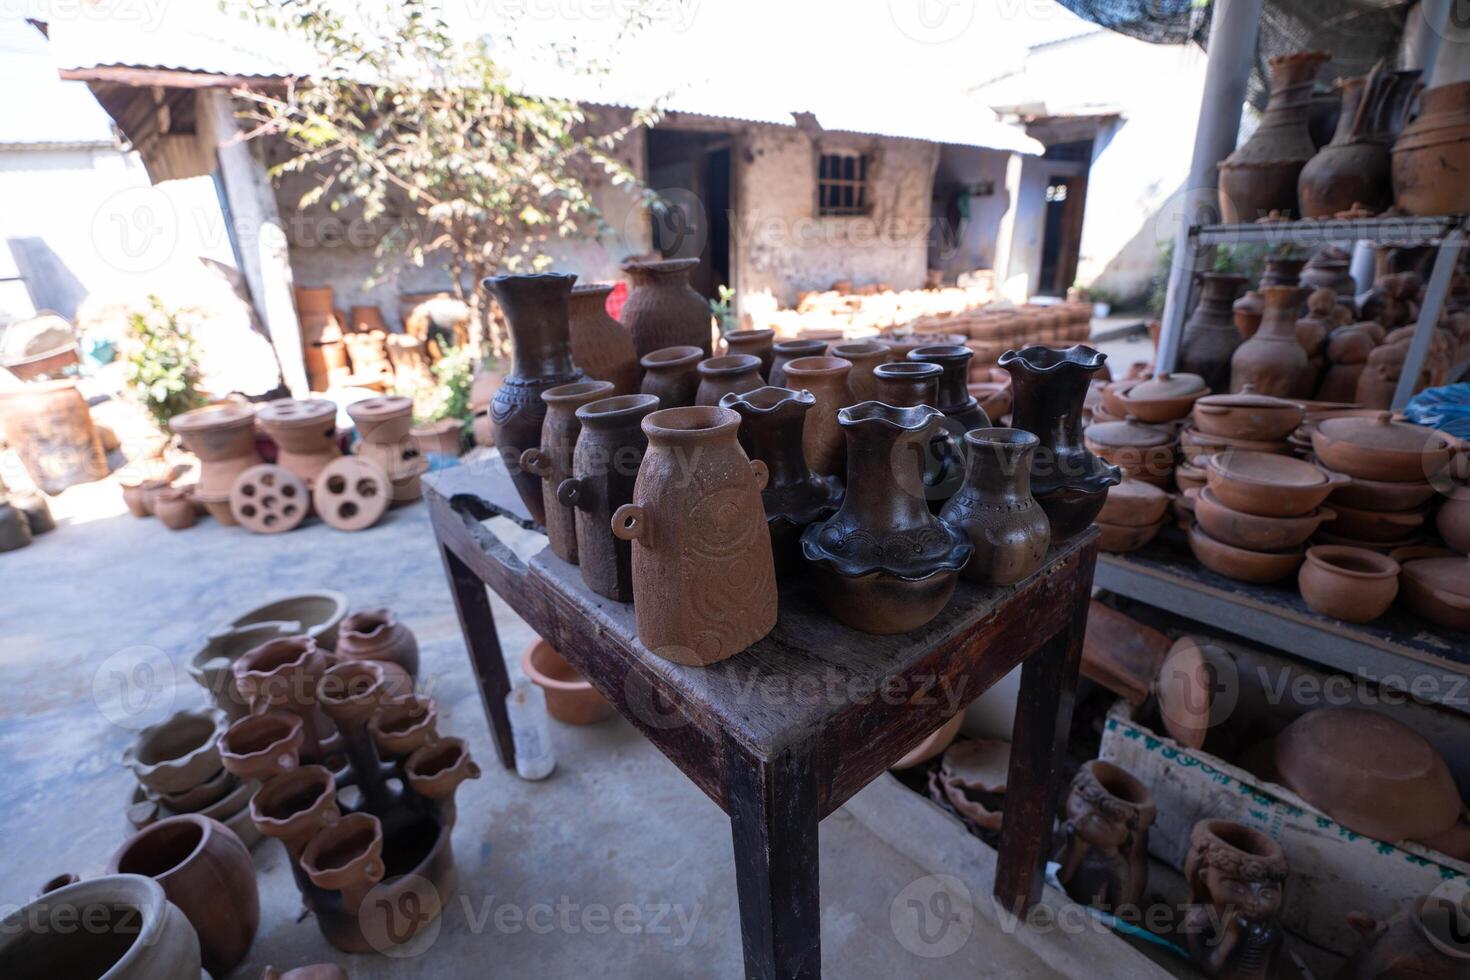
506;680;555;780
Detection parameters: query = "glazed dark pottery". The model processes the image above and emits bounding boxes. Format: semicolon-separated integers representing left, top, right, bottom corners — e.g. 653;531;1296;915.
873;360;963;503
940;428;1051;585
639;345;702;408
907;345;990;432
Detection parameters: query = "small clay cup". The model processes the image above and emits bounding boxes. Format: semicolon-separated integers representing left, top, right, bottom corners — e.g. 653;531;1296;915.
1298;546;1400;622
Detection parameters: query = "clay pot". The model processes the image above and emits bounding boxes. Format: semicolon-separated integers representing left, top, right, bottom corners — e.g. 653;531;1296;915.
558;394;659;601
1180;424;1291;458
410;418;463;458
1218;50;1329;222
518;380;617;563
368;694;439;757
638;345;702;408
800;403;971;634
568;283;639;394
1399;555;1470;630
829;340;890;402
1188;524;1305;582
404;736;481;808
781;355;854;478
1437;485;1470;553
249;764;340;861
1301;245;1359;304
334;608;420;678
1310;412;1457;483
127;708;227;796
695;354;763;406
219;711;304;782
1179;273;1246;392
153;487;196;530
300;812;385;914
155;765;236;813
484;272;587;525
769;339;827;387
890;712;964;770
1185;487;1334;551
346;395;427;503
1084;416;1175;481
1191;386;1304;442
222;591;349;651
0;498;31;552
1097;478;1170;527
880;332;967;360
1329;472;1437;513
723;328;776;378
121;479;150;517
0;379;108;493
1323;500;1430;543
1096;519;1164;553
612;405;776;664
232;637;333;757
1205;450;1346;517
1053;760;1156;909
1392;80;1470;216
720;387;844;574
521;637;614;724
1298;67;1418;218
620;257;711;358
939;428;1050;584
999;345;1121;541
1233;290;1264;341
907;345;990;432
108;815;259;977
170;403;264;509
874;361;941;405
1231;285;1311;397
1298;546;1399;622
256;398;341;485
0;874;202;980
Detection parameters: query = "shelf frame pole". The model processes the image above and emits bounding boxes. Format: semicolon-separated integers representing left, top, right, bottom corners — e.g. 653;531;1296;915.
1392;222;1466;409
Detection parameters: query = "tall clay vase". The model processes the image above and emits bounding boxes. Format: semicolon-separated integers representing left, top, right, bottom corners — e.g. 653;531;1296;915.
830;341;890;402
781;355;853;478
801;403;972;635
999;345;1121;542
695;354;763;406
908;345;990;432
621;257;712;358
558;394;659;602
1219;51;1330;222
720;387;844;574
485;272;587;524
1298;67;1420;218
1231;286;1311;397
612;406;777;665
724;328;776;378
519;380;616;563
568;283;640;394
1179;274;1247;393
108;815;259;978
770;339;827;387
940;428;1051;585
639;345;702;408
874;361;963;505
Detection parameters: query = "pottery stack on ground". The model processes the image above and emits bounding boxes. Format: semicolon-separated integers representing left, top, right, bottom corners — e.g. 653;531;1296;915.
940;428;1051;580
1178;274;1246;392
1218;50;1329;222
781;355;854;478
256;398;342;485
1095;478;1171;551
170;402;263;525
346;395;428;504
1084;416;1177;490
518;380;617;563
568;283;640;394
521;637;615;724
620;258;712;358
638;345;702;408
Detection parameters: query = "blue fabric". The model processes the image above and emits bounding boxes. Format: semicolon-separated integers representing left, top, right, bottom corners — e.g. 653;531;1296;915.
1405;384;1470;441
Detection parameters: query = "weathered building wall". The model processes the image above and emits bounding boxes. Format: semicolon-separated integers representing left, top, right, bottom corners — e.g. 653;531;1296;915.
929;145;1013;282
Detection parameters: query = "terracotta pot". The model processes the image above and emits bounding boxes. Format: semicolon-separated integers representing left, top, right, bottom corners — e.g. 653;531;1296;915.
1186;486;1334;551
999;345;1121;541
558;394;659;602
484;272;587;524
0;874;202;980
829;340;890;402
1097;519;1164;553
222;591;349;651
800;403;971;634
232;637;333;757
109;815;259;977
1179;273;1246;392
126;708;227;796
1183;820;1290;980
1205;450;1346;517
1392;80;1470;216
170;403;263;504
404;737;481;809
1218;50;1329;222
249;764;340;861
346;395;427;503
568;283;639;394
256;398;341;486
620;257;711;358
1233;290;1264;341
334;607;420;678
1097;478;1170;527
638;344;702;408
219;711;304;782
190;628;296;722
723;328;776;378
890;712;964;770
695;354;763;407
295;285;334;317
1399;555;1470;630
1299;67;1419;217
939;428;1050;584
368;694;439;757
1322;500;1430;543
610;406;774;663
1191;386;1304;442
300;812;385;914
1301;245;1359;303
521;637;614;724
1189;522;1305;581
410;418;465;458
1310;412;1457;483
1084;416;1176;480
0;379;108;493
1298;545;1399;622
1437;485;1470;553
1179;424;1290;458
908;345;990;432
781;355;854;478
519;380;617;563
121;479;150;517
769;339;827;387
1175;459;1207;494
1230;286;1311;398
153;487;197;530
721;387;844;574
1054;760;1156;909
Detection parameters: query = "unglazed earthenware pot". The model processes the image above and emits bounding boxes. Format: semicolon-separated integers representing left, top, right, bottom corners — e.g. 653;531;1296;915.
723;328;776;378
1192;385;1303;442
1179;273;1246;392
1096;478;1171;528
1230;286;1311;398
1298;545;1399;622
1205;450;1345;517
695;354;763;406
1218;50;1329;222
219;711;304;783
334;607;421;678
638;345;702;408
521;637;614;725
126;708;228;796
346;395;427;503
829;341;889;402
1392;80;1470;216
153;487;197;530
256;398;341;485
781;355;854;478
769;339;827;387
519;380;617;563
620;257;711;357
1188;524;1305;583
568;283;639;394
1184;487;1334;551
170;401;264;504
1310;412;1457;483
939;428;1050;585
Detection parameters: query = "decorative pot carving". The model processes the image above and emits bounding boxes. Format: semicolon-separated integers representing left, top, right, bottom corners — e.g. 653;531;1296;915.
695;354;763;406
1231;286;1311;397
568;283;639;394
1180;274;1246;392
939;428;1050;585
1219;50;1329;222
638;345;702;408
769;339;827;387
1184;820;1290;980
1053;760;1155;910
780;355;853;478
620;258;711;358
518;380;616;563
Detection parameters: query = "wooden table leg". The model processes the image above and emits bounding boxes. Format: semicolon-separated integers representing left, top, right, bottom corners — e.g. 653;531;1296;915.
726;737;821;980
439;543;517;769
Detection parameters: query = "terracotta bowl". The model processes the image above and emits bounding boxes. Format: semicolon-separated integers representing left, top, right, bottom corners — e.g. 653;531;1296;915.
1107;376;1206;423
1180;425;1291;458
520;638;615;725
1185;487;1334;552
1096;479;1171;527
1298;546;1400;622
1097;518;1164;553
1313;528;1425;555
1188;524;1305;583
1205;450;1346;518
1328;472;1438;513
1310;413;1458;483
1321;500;1430;543
1399;555;1470;631
1191;388;1304;442
891;712;965;770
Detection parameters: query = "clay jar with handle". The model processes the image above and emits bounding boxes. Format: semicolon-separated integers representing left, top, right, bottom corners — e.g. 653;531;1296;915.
1230;286;1311;397
108;814;259;977
1218;50;1329;222
720;387;844;574
940;428;1051;585
345;395;427;504
620;257;712;357
612;405;776;665
723;328;775;378
639;345;702;408
781;355;853;478
256;398;341;485
485;272;587;524
518;380;616;563
232;637;334;758
695;354;763;406
558;394;659;602
334;607;420;678
908;345;990;433
169;402;264;513
1178;273;1246;393
568;283;639;394
830;340;890;402
769;339;827;387
300;811;385;916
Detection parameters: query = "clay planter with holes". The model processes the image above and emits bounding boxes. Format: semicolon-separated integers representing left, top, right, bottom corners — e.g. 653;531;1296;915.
695;354;763;407
612;405;776;664
169;402;264;518
346;395;427;503
1298;546;1400;622
769;339;827;387
334;608;420;678
126;708;227;796
312;457;391;531
521;638;615;724
781;355;853;478
723;328;776;378
620;257;712;358
256;398;341;485
638;344;702;408
557;394;659;602
368;695;438;757
230;463;310;533
569;282;640;394
1188;523;1305;582
153;487;197;530
1185;487;1334;551
830;340;890;402
108;814;259;977
1205;450;1346;517
940;428;1050;584
219;712;304;782
519;380;615;564
908;345;990;432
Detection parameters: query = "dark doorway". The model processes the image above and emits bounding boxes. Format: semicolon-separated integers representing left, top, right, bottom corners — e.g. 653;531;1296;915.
1037;174;1088;297
645;129;733;300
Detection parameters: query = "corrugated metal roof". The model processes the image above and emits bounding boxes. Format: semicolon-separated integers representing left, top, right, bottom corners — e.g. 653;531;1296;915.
0;19;116;146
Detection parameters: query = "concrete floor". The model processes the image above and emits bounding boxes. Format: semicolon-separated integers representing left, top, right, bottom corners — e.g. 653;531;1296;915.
0;462;1061;978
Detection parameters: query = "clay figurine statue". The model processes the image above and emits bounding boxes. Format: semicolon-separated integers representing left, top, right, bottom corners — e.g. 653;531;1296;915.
1052;760;1156;910
1183;820;1291;980
1336;893;1470;980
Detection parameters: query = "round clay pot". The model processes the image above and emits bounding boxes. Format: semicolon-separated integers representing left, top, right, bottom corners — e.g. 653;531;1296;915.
1205;450;1346;517
695;354;763;407
829;341;889;402
1191;386;1304;441
1233;290;1264;340
1084;416;1175;480
1321;500;1430;543
723;328;776;378
153;487;197;530
568;282;640;394
219;711;304;782
939;428;1050;584
1097;518;1165;553
300;812;386;914
1188;524;1305;583
1109;372;1208;423
368;694;439;757
1097;478;1171;527
1310;412;1457;483
121;479;151;517
346;395;427;503
521;637;614;724
769;339;827;387
249;764;340;860
1399;555;1470;630
256;398;341;485
334;608;419;678
0;874;202;980
1328;472;1438;512
638;344;703;408
108;814;259;977
1298;546;1399;622
518;380;617;564
781;355;854;478
126;708;227;796
890;712;964;770
0;379;108;493
1185;487;1334;552
410;418;465;458
620;257;712;358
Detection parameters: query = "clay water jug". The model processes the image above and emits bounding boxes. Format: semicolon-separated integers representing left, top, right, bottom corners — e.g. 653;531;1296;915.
1179;274;1247;393
518;380;616;563
568;283;639;394
485;272;587;524
1219;50;1329;222
781;355;853;478
1231;286;1311;397
620;258;712;358
639;345;702;408
940;428;1051;585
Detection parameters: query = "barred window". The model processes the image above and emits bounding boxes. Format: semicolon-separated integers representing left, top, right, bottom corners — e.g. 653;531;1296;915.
817;152;871;216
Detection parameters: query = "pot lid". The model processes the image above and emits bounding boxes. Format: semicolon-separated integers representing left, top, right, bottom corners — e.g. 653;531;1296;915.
170;401;255;432
1317;412;1455;454
1124;371;1207;401
1403;556;1470;598
1210;449;1328;488
1195;386;1299;411
1085;417;1172;448
1155;637;1215;749
1109;479;1169;506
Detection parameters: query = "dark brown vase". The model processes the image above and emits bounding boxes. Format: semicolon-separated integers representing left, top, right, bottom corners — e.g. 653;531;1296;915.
830;341;890;402
939;428;1051;585
908;345;990;432
557;394;659;601
621;258;711;358
568;284;639;394
769;339;827;387
781;355;853;478
695;354;763;406
1180;273;1247;393
639;345;702;408
1231;286;1311;396
1299;66;1421;218
723;328;775;378
1219;50;1330;222
485;273;586;524
519;380;616;563
999;345;1121;542
801;403;972;634
720;387;843;574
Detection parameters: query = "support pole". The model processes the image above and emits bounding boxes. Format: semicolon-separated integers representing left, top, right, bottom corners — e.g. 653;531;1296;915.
1155;0;1265;374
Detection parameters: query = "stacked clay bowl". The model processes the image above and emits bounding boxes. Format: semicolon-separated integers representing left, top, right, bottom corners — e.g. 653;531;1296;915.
1085;416;1176;490
1094;478;1170;553
123;707;261;847
169;402;263;526
1105;371;1208;425
1399;554;1470;630
1186;386;1302;459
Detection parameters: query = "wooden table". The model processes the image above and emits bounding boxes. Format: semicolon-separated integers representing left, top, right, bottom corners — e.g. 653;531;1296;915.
426;462;1099;979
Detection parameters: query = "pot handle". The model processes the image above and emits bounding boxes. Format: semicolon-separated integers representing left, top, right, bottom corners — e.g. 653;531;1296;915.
1315;506;1337;522
556;478;585;509
519;447;551;479
36;873;79;898
611;504;647;542
1380;510;1426;527
750;458;769;491
1180;487;1199;510
1324;470;1352;488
